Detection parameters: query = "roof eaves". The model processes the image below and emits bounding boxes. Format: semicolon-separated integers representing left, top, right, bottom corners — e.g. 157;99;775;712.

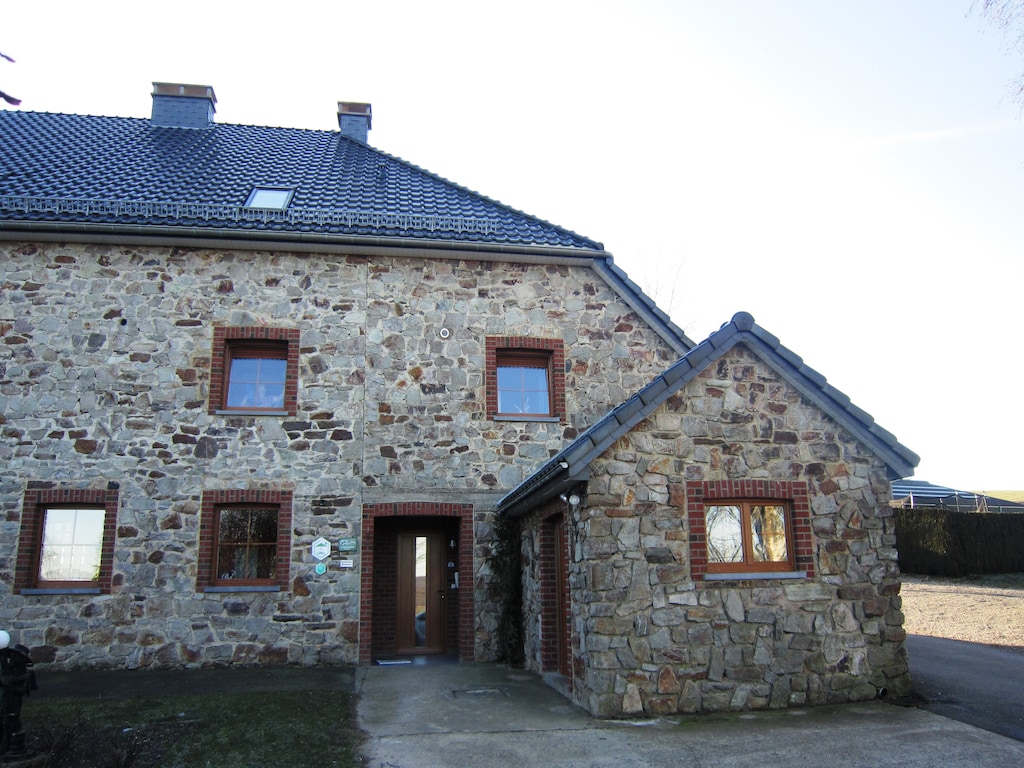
0;220;607;264
497;311;920;517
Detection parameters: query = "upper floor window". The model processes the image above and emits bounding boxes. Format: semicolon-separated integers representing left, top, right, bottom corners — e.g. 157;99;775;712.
486;337;566;421
226;343;287;410
497;350;553;416
245;187;293;210
15;486;119;595
210;327;300;416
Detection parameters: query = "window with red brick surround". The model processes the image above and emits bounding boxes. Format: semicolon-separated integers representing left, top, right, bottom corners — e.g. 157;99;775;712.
687;480;815;581
485;336;566;421
197;489;292;592
15;485;119;594
209;327;300;415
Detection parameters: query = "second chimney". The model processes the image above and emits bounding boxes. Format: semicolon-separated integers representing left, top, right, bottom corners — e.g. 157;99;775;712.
338;102;372;143
151;82;217;128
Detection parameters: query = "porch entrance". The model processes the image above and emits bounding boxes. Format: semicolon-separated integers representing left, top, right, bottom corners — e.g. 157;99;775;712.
364;510;468;662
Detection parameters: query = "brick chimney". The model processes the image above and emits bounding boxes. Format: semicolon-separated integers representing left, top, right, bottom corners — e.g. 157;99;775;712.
338;102;372;143
151;82;217;128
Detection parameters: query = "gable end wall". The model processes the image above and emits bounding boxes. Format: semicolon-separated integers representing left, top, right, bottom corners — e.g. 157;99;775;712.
520;344;909;716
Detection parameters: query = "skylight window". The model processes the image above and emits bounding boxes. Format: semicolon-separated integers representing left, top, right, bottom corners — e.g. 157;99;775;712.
245;187;293;209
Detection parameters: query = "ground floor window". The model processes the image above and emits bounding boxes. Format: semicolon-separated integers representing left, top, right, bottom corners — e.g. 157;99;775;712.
687;480;815;580
198;489;292;591
705;500;792;573
15;486;119;594
215;506;279;582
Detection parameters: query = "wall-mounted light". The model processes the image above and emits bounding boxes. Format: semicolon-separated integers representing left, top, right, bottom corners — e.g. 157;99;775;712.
559;492;582;511
439;327;451;339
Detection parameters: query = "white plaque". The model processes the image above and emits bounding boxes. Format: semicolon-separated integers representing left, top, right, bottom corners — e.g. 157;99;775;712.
311;537;331;561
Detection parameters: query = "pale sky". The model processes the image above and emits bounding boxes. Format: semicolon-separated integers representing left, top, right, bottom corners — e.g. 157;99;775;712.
4;1;1023;492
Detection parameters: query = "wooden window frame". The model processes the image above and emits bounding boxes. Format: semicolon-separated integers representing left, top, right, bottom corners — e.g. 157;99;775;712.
703;499;794;574
210;504;281;586
15;486;119;595
224;342;288;412
485;336;566;421
496;349;554;417
687;480;815;582
198;489;292;592
209;327;300;416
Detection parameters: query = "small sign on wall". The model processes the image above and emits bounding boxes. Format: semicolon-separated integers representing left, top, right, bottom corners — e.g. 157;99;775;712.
338;537;357;553
311;537;331;561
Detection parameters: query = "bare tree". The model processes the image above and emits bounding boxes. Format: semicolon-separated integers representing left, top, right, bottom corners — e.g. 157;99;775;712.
976;0;1024;103
0;49;19;106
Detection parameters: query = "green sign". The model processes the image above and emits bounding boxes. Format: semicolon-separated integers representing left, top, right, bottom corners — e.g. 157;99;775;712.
338;537;358;553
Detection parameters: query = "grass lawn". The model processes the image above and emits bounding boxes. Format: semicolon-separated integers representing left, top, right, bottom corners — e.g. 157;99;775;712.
21;685;364;767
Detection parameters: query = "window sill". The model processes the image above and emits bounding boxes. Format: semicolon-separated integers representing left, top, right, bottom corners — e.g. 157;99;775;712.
203;585;280;593
214;410;289;417
493;415;561;423
704;571;807;581
22;587;102;595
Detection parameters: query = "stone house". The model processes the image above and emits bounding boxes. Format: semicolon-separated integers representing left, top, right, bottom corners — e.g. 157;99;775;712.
0;83;919;716
0;83;691;669
496;312;919;715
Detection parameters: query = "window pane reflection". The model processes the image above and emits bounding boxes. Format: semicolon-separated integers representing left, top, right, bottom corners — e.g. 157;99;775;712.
706;505;743;563
40;508;105;581
750;505;788;562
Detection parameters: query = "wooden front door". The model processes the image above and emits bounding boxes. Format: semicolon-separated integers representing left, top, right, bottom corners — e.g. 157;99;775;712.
396;532;447;654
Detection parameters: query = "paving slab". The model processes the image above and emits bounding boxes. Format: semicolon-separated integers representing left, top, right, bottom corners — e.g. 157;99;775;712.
357;661;1024;768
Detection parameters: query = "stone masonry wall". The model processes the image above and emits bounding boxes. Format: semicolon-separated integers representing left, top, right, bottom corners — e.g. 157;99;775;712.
0;241;679;669
520;344;909;716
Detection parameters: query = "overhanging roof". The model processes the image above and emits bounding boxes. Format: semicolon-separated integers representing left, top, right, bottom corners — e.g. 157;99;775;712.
0;110;601;250
497;311;920;518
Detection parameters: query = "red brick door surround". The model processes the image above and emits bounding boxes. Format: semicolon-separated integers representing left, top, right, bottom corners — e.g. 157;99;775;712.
359;502;475;665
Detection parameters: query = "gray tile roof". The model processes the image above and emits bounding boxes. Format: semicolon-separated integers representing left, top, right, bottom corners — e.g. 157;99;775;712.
0;110;602;250
497;311;920;517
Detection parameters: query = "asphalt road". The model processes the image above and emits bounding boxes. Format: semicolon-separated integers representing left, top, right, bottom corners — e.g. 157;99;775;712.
907;634;1024;742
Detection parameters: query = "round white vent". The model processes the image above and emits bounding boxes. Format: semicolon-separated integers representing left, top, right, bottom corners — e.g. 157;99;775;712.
439;328;451;339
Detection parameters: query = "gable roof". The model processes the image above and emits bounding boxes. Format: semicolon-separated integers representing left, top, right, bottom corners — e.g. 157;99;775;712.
0;110;601;251
0;89;695;355
497;311;920;518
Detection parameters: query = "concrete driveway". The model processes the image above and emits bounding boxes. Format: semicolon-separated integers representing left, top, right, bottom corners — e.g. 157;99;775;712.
356;661;1024;768
908;634;1024;741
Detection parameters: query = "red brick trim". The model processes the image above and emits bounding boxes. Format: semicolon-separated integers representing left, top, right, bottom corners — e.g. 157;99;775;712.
197;488;293;591
539;512;571;679
360;502;475;665
15;485;120;594
485;336;566;421
687;480;815;581
209;326;301;415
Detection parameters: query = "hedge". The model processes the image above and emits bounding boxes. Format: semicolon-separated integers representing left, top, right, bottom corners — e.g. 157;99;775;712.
895;508;1024;576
